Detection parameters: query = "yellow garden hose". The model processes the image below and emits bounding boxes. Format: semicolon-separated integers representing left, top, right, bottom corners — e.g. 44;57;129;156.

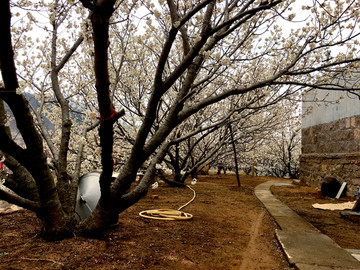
139;185;196;220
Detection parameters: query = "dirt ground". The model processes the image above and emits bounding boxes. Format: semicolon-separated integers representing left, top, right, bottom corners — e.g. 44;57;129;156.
1;175;358;270
0;175;291;270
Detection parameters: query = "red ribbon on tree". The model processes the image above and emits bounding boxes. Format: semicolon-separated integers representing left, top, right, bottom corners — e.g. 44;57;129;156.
98;109;116;123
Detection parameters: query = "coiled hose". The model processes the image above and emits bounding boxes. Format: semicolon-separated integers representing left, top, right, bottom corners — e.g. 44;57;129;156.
139;185;196;220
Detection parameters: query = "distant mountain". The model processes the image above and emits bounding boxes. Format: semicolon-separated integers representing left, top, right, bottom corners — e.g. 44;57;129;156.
4;92;85;138
4;92;54;136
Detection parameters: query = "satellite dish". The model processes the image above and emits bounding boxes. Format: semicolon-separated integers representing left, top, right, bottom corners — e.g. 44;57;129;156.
75;172;101;221
74;172;119;220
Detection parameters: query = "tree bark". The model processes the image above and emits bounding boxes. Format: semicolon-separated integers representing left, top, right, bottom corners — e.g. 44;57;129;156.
0;0;75;241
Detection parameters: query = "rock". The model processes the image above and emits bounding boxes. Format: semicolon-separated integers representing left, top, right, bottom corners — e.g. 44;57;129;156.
321;177;341;198
340;210;360;222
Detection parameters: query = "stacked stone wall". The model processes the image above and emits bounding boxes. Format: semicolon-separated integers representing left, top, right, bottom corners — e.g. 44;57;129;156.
300;115;360;196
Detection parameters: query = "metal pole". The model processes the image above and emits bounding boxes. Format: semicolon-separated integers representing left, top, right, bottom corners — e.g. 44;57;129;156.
228;125;240;187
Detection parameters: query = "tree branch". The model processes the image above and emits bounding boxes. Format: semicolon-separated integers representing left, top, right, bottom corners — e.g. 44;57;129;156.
0;185;40;211
0;0;19;90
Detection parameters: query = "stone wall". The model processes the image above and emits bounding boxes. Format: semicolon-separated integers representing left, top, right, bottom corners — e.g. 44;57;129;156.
300;115;360;196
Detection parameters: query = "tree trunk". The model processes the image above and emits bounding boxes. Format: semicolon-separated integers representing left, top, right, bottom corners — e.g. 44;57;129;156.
0;0;75;240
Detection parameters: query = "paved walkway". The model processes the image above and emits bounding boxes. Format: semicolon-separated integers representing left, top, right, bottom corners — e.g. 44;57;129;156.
255;180;360;270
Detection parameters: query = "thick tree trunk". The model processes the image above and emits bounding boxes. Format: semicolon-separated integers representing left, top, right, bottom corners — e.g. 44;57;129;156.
77;197;118;236
3;156;39;202
38;207;76;241
0;0;76;240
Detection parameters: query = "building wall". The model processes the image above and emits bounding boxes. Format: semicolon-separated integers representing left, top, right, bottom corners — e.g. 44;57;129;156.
301;90;360;196
302;90;360;128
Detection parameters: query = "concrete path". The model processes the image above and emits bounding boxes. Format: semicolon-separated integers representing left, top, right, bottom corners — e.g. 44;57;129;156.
255;180;360;270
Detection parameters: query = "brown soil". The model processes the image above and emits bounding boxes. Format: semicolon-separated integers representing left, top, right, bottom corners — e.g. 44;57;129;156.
3;175;357;270
271;183;360;249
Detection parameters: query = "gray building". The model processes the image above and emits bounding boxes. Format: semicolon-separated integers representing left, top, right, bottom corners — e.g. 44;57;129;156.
301;89;360;195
